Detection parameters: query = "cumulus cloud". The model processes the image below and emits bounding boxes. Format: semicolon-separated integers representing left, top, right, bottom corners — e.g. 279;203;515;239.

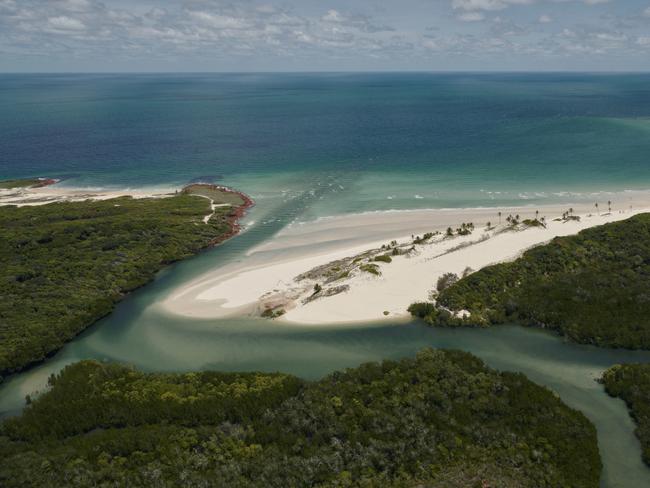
0;0;406;61
452;0;610;13
452;0;533;12
188;11;251;30
321;9;395;33
47;16;86;31
58;0;93;12
0;0;646;69
458;12;485;21
490;17;527;36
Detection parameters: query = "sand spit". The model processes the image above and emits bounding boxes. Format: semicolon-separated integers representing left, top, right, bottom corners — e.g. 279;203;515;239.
161;197;650;324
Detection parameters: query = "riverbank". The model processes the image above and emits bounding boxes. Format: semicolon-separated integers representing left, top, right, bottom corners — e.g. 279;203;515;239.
161;195;650;324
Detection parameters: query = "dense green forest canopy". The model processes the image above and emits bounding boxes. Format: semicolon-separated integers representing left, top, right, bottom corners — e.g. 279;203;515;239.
602;364;650;466
410;214;650;349
0;189;244;381
0;349;601;488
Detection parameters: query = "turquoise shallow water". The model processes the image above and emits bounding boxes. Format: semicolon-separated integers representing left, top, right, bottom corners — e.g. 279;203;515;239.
2;73;650;486
2;73;650;219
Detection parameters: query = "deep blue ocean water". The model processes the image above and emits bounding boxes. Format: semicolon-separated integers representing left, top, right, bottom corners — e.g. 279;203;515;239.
2;72;650;219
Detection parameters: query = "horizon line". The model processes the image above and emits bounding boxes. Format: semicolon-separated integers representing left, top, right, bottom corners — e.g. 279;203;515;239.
2;69;650;75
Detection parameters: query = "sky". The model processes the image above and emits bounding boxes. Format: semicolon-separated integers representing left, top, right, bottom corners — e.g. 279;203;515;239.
0;0;649;72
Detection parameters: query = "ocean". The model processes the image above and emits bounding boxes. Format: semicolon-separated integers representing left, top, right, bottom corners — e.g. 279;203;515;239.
2;72;650;221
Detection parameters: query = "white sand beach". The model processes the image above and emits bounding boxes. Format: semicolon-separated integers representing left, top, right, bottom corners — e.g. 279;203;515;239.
161;194;650;325
0;183;177;206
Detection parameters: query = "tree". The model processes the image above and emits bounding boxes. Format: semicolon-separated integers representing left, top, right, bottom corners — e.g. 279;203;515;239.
436;272;459;292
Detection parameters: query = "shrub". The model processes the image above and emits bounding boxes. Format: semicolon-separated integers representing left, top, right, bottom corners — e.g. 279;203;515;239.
407;302;436;318
261;308;285;319
359;263;381;276
374;254;392;263
436;272;459;292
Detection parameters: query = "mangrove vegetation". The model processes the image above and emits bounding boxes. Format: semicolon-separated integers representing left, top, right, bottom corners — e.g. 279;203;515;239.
0;349;601;487
602;363;650;465
0;188;247;381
